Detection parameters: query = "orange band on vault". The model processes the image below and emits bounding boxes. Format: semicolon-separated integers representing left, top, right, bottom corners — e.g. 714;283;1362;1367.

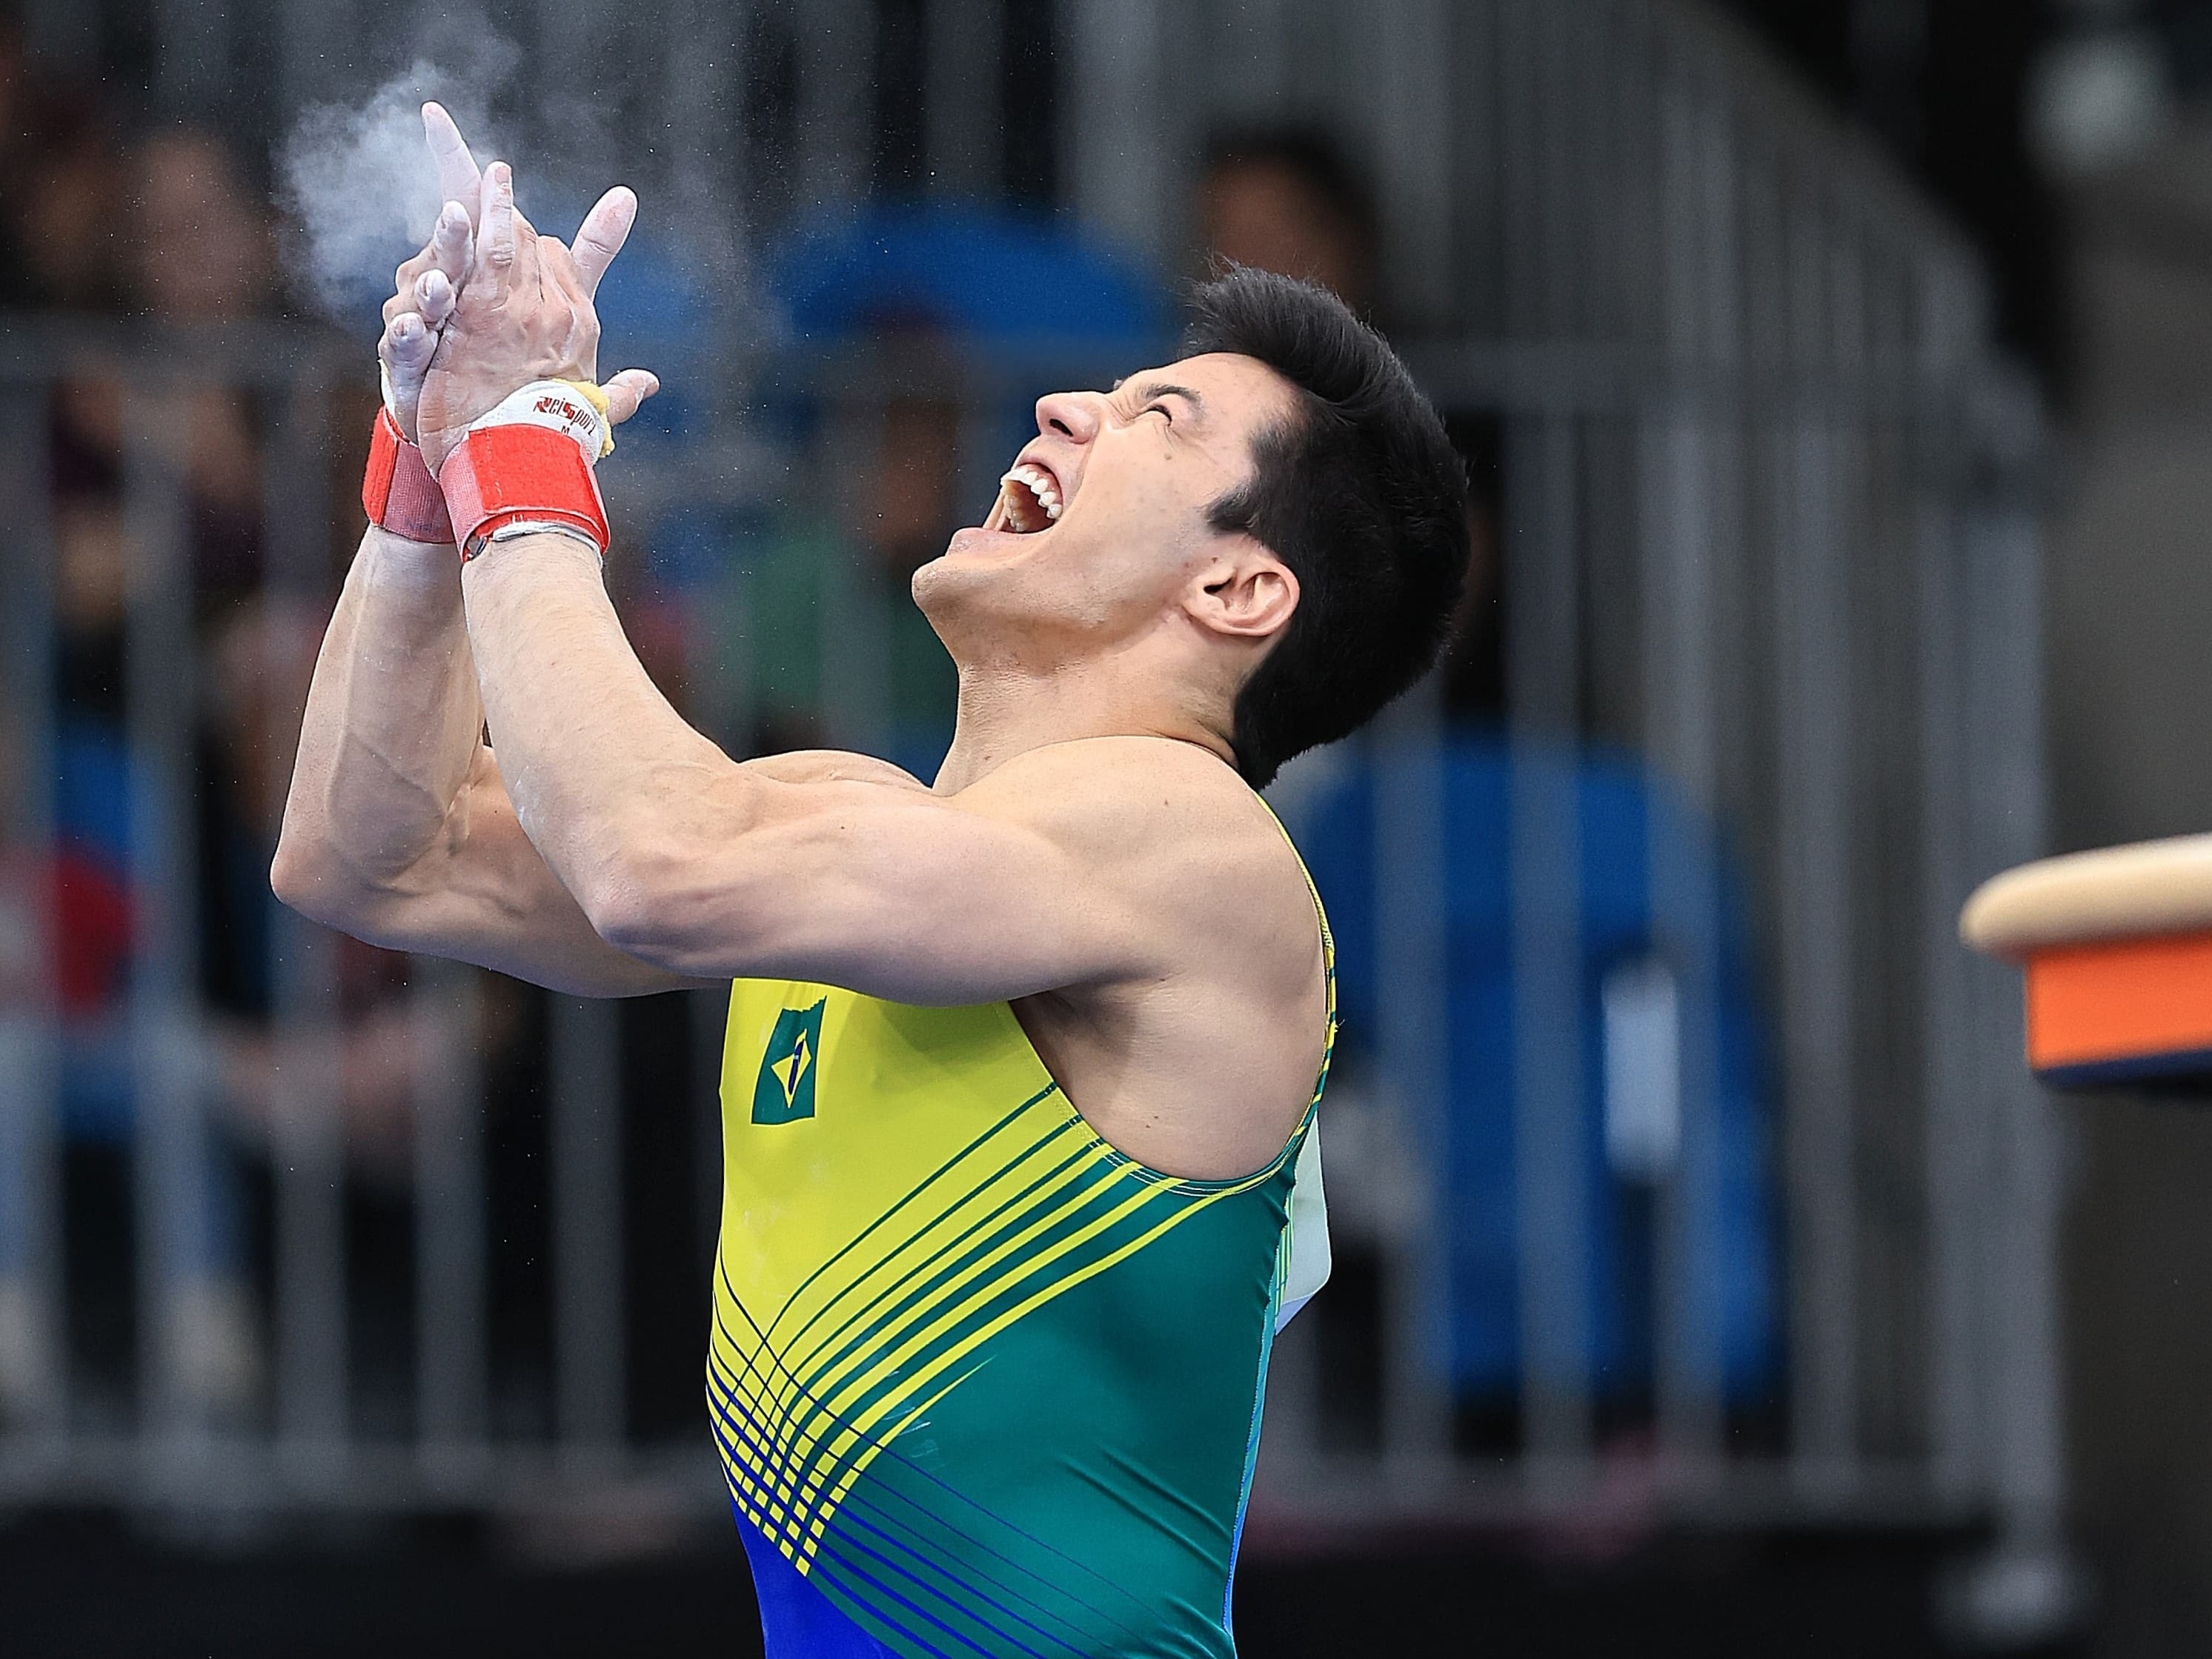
2025;929;2212;1077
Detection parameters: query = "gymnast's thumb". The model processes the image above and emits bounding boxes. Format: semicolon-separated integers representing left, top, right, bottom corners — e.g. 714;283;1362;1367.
602;368;661;425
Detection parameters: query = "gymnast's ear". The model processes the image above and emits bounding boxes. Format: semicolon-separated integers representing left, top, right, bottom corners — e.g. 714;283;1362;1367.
1189;545;1299;643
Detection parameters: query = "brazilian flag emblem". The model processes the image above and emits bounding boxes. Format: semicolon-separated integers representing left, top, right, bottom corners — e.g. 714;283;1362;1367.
752;998;826;1125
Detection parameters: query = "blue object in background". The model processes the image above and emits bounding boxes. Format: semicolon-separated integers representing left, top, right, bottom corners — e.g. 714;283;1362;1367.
50;722;141;1143
764;199;1169;481
768;203;1164;347
586;215;717;447
54;719;133;868
1292;730;1781;1409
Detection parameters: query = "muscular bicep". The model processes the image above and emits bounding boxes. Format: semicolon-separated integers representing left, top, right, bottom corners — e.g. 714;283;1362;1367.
316;745;710;998
599;771;1161;1005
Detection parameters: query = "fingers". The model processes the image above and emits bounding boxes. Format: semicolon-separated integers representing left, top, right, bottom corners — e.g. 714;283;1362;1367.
422;103;483;218
600;368;660;425
385;245;435;325
571;187;637;299
475;162;519;307
380;311;433;374
379;311;436;422
414;267;456;328
534;236;602;380
537;234;585;295
428;199;474;285
383;199;471;329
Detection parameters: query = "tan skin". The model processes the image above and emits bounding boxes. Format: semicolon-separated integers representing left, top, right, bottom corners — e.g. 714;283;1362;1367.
276;140;1326;1181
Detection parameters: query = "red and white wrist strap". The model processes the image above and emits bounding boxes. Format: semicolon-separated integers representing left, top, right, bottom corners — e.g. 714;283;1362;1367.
442;379;612;561
362;380;614;559
362;408;456;545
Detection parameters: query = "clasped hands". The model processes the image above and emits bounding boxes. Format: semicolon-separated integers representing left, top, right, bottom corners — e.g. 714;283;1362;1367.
377;102;659;478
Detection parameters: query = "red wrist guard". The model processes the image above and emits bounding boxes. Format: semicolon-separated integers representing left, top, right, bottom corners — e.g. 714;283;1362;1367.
436;423;610;560
362;408;456;544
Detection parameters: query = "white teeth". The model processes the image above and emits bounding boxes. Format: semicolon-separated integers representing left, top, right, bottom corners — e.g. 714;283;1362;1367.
997;462;1067;531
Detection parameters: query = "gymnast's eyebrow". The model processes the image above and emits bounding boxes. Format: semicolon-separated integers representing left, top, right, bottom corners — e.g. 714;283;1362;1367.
1131;382;1206;419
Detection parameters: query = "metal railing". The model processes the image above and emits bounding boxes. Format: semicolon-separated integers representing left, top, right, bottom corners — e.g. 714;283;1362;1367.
1;0;2065;1631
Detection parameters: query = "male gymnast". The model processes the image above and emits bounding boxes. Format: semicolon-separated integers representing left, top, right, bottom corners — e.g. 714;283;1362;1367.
275;107;1467;1658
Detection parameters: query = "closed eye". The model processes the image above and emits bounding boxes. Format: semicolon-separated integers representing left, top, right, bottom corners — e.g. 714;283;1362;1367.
1123;380;1202;425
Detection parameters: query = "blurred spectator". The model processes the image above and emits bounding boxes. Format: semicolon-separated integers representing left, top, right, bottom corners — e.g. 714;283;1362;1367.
718;203;1161;771
41;127;275;605
1196;127;1380;316
1197;126;1470;716
1197;127;1778;1449
4;79;129;313
127;128;278;323
1195;127;1509;714
43;118;287;1017
720;365;967;766
197;597;468;1186
133;127;276;596
6;112;293;1420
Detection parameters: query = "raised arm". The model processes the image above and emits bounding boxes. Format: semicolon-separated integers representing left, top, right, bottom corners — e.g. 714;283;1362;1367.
272;521;691;995
397;162;1175;1005
273;113;686;997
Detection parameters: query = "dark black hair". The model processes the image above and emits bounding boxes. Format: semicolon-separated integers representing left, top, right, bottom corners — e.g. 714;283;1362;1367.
1185;265;1469;788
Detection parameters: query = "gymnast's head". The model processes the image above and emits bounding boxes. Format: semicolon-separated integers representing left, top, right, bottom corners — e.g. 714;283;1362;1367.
911;266;1471;788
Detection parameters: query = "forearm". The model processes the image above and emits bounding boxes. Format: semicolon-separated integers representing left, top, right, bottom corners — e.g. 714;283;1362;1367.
276;525;484;904
459;533;751;932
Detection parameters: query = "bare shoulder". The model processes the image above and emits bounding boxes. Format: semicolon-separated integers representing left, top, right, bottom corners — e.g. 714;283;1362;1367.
953;737;1276;855
970;739;1326;1178
740;749;930;790
959;738;1316;987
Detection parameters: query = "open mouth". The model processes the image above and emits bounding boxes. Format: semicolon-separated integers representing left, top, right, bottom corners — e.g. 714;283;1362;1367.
994;461;1064;535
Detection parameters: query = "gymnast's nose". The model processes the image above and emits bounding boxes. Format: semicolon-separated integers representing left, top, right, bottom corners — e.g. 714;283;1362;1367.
1034;389;1103;445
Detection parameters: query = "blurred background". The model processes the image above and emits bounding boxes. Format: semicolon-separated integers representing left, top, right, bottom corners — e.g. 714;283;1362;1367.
3;0;2212;1654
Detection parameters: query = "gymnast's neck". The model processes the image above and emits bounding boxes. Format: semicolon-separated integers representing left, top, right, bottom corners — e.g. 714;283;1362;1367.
931;645;1240;796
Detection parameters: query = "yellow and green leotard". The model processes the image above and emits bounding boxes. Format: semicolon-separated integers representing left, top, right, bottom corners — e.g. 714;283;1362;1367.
708;877;1335;1658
